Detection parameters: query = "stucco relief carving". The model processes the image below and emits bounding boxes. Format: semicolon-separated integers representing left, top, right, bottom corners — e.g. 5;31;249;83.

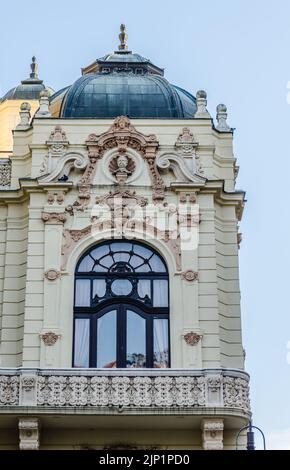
183;332;202;346
0;370;250;414
174;127;204;175
156;150;205;182
44;269;61;281
39;151;89;183
41;211;67;225
18;418;40;450
181;270;199;282
109;153;136;185
82;116;164;202
61;226;92;269
21;376;36;392
175;128;198;155
0;159;11;188
202;419;224;450
40;125;69;175
223;376;250;413
47;191;65;205
0;376;19;405
40;332;60;346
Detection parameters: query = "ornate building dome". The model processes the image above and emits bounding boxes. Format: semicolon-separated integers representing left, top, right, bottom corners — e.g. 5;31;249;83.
50;25;197;119
1;57;54;102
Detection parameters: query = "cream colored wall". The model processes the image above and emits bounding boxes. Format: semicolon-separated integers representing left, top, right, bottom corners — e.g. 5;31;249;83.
0;117;244;371
0;100;39;157
0;203;28;366
0;426;245;450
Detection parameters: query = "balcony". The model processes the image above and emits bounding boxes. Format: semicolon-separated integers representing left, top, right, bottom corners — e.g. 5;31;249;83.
0;368;250;418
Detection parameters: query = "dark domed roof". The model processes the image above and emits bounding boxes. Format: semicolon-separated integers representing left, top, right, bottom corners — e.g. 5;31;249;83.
1;57;54;103
50;25;197;119
57;73;196;119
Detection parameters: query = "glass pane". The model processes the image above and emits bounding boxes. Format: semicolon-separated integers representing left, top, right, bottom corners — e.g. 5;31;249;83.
111;242;132;253
114;252;130;263
126;310;146;368
74;318;90;367
93;263;108;273
75;279;90;307
154;319;169;368
97;310;117;368
90;244;110;261
153;279;168;307
149;254;166;273
99;255;114;268
133;244;153;259
129;254;144;268
78;255;94;272
93;279;106;299
135;263;150;273
111;279;132;296
137;279;151;300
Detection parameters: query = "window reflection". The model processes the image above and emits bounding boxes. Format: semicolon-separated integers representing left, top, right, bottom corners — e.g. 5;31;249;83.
97;310;117;368
74;318;90;367
154;319;169;368
126;310;146;368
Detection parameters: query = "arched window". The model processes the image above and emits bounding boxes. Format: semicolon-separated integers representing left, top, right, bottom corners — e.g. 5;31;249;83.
73;241;169;368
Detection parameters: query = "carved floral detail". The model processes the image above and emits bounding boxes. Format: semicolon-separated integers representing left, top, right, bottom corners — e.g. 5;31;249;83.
41;212;67;225
40;332;60;346
47;191;65;205
175;127;198;155
18;418;40;450
0;159;11;188
109;153;136;185
223;377;250;413
183;332;202;346
40;126;69;174
44;269;61;281
83;116;164;203
21;376;36;391
0;376;19;405
0;371;250;414
181;270;199;282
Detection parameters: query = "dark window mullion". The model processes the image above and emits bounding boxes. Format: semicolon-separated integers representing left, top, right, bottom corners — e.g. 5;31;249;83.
146;315;153;368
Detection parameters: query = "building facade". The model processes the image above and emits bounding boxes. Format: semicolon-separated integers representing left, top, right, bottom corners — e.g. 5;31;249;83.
0;26;250;450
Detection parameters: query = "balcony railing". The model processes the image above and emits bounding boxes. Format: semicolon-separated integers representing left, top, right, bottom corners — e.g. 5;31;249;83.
0;368;250;416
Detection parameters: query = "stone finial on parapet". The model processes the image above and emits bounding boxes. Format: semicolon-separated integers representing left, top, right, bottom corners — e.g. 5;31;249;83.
216;103;231;132
35;88;51;118
16;102;31;129
195;90;211;118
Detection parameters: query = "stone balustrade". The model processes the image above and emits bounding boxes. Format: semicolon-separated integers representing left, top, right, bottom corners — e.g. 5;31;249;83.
0;368;250;416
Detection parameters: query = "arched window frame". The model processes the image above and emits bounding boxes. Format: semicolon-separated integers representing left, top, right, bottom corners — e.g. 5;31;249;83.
73;240;170;369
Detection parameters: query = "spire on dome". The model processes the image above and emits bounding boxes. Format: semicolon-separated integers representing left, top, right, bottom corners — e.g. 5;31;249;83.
30;56;38;79
118;24;128;52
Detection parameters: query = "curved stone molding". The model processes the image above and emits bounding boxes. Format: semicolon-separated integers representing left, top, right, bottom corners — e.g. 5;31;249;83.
181;270;199;282
44;269;61;281
0;369;250;415
39;151;89;183
183;332;202;346
156;152;205;184
40;332;60;346
41;211;67;225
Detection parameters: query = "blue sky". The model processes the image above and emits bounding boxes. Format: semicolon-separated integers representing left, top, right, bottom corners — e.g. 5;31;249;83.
1;0;290;449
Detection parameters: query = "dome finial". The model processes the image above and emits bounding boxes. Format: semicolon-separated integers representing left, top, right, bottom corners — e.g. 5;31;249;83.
118;24;128;51
30;56;39;79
